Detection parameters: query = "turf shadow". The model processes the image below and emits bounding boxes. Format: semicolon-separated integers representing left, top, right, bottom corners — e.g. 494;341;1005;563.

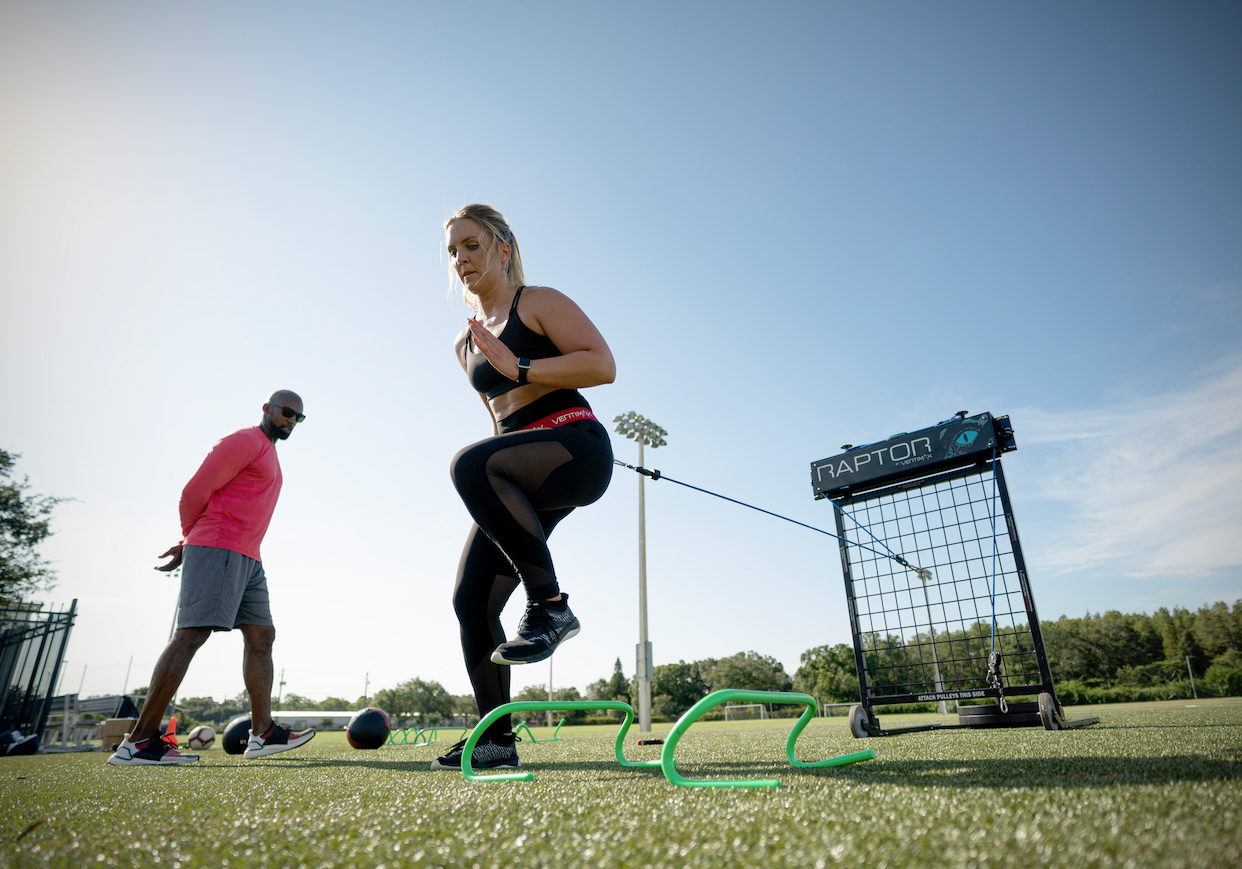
220;757;668;776
184;761;421;775
192;757;434;774
1089;722;1242;729
835;754;1242;788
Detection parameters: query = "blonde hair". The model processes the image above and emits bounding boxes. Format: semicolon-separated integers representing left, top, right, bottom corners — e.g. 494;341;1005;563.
444;204;526;308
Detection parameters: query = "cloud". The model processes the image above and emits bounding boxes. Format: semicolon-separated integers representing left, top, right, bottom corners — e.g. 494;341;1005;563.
1016;356;1242;578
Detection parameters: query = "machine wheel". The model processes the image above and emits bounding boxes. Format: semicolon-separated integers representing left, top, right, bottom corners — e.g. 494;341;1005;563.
957;701;1041;728
848;704;873;738
1038;693;1060;731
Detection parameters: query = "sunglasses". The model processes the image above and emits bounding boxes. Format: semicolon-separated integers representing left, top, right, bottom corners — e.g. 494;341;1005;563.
271;404;306;423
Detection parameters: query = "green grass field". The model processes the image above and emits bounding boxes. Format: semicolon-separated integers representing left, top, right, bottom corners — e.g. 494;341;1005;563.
3;699;1240;868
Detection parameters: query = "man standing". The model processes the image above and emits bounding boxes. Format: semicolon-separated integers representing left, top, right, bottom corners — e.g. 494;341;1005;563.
109;390;314;765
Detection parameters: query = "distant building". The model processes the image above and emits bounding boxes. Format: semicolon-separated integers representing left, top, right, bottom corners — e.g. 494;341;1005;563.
271;711;472;730
272;711;354;730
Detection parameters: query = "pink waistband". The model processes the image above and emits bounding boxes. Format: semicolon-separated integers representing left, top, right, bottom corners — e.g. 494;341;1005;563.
520;407;599;431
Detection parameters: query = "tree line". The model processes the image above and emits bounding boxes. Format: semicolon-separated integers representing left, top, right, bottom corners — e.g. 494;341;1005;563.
514;600;1242;722
134;685;480;731
0;450;70;600
505;652;797;725
133;690;367;731
794;600;1242;708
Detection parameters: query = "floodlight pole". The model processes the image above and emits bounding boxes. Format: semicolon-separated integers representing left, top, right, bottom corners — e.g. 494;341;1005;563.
637;437;650;732
613;411;668;734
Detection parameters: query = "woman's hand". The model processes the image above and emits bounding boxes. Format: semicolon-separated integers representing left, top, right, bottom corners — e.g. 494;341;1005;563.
467;318;521;381
466;286;616;399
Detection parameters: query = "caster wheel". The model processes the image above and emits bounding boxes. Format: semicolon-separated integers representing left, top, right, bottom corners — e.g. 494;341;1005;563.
848;704;873;738
1038;692;1060;731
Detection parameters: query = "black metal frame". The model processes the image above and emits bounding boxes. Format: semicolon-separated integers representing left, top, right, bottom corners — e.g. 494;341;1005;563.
830;455;1059;735
0;600;77;739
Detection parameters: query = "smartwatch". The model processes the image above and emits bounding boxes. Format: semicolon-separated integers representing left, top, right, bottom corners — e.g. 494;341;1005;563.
517;357;531;385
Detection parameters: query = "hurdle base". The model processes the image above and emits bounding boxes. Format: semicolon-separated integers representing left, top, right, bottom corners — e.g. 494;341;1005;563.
461;700;659;782
663;689;875;789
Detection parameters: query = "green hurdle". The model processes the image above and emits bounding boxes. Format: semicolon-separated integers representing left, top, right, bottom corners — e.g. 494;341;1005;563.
514;718;566;743
387;726;467;746
456;693;874;788
461;700;660;782
388;727;421;745
661;689;876;789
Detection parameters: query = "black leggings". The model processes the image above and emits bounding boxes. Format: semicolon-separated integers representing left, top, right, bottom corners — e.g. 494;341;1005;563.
450;419;613;737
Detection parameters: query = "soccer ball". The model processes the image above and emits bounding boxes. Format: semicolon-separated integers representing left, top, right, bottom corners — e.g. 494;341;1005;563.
187;725;216;750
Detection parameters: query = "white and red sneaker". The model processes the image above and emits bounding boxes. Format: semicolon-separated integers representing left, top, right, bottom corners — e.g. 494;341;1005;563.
243;723;315;759
107;733;200;766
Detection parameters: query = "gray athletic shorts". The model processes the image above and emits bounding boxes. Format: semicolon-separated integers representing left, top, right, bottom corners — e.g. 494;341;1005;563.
177;545;274;632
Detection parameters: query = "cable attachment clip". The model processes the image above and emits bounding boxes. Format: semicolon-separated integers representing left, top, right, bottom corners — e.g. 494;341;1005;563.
985;650;1008;713
612;459;661;480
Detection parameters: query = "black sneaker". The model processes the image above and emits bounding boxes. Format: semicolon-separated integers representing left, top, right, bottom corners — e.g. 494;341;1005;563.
243;723;315;759
430;735;521;771
107;733;200;766
490;595;580;665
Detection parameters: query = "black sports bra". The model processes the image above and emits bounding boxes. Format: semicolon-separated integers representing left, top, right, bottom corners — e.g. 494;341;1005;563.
464;287;561;399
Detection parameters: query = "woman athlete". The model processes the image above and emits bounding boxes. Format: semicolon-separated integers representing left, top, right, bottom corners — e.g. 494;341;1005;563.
432;204;616;771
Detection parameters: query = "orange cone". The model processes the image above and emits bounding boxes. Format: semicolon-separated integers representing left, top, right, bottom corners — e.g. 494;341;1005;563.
162;716;178;748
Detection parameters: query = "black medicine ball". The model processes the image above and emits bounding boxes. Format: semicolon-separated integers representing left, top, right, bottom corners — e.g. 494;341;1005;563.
347;707;391;750
222;716;252;755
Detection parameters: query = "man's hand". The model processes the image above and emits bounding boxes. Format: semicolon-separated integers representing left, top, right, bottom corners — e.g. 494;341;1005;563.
155;544;184;572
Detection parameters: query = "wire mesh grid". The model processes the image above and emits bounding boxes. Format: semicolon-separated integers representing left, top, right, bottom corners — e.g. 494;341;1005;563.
838;467;1043;700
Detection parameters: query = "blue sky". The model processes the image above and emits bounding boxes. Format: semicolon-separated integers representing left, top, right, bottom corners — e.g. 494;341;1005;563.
2;0;1238;705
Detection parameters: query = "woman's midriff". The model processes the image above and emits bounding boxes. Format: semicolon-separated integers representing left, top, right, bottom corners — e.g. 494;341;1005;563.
496;389;595;435
487;382;557;422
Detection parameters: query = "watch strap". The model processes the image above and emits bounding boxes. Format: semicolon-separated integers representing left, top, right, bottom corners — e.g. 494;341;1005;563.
517;357;531;385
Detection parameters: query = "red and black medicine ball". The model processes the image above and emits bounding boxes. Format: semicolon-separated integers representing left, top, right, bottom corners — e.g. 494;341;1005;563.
222;716;251;755
346;707;391;750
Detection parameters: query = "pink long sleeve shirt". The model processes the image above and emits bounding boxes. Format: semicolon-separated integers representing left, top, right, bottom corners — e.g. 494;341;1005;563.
179;426;282;562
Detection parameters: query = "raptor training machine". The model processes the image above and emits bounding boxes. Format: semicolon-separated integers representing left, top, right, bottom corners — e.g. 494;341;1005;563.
812;412;1098;737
